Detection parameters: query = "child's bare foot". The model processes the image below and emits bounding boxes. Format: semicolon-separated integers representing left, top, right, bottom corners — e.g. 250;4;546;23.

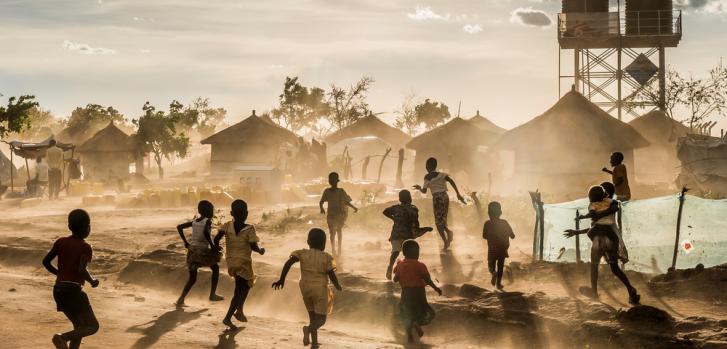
303;326;311;346
490;274;496;286
234;310;248;322
209;294;224;301
496;284;504;291
223;318;237;330
628;288;641;305
385;266;393;280
442;240;450;250
311;343;320;349
52;334;68;349
415;325;424;337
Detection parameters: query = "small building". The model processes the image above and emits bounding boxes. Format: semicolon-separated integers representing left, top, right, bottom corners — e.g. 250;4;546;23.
629;110;690;185
201;110;298;176
488;89;649;196
77;122;136;181
325;113;412;150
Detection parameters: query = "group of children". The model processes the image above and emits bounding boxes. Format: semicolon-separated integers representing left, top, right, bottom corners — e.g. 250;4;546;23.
42;153;637;348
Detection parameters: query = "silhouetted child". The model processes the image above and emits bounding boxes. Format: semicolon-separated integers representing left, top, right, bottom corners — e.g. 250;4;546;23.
602;152;631;201
42;209;100;349
565;186;640;304
272;228;342;349
393;240;442;343
413;157;466;250
600;181;629;264
214;199;265;329
383;190;432;280
482;201;515;290
319;172;358;255
176;200;223;306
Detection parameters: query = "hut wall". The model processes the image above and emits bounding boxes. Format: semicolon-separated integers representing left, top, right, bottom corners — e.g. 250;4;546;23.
210;143;280;176
81;153;132;181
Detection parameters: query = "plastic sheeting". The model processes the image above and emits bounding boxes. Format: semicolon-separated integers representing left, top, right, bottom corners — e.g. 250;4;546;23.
539;195;727;272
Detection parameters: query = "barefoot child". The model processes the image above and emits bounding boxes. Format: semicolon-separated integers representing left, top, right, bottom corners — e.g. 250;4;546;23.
602;152;631;201
272;228;342;348
319;172;358;255
482;201;515;290
565;186;640;304
413;157;466;250
42;209;100;349
176;200;223;306
383;189;432;280
393;240;442;343
600;182;629;264
214;199;265;329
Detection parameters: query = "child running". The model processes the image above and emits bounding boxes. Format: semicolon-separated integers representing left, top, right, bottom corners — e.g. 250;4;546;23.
602;152;631;201
176;200;224;306
319;172;358;255
600;181;629;264
413;157;466;250
383;189;432;280
393;240;442;343
214;199;265;329
272;228;342;349
42;209;100;349
482;201;515;290
565;186;640;304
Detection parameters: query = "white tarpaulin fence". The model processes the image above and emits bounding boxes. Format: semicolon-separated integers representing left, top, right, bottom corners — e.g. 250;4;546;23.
534;194;727;273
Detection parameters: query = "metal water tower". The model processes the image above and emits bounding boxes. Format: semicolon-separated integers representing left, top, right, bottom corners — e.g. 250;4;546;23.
557;0;682;119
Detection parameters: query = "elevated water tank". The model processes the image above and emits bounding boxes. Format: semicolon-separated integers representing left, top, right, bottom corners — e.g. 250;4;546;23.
562;0;609;13
626;0;673;35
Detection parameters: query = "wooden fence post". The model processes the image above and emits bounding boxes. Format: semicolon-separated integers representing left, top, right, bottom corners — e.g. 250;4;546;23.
395;148;404;187
671;186;689;270
575;209;581;263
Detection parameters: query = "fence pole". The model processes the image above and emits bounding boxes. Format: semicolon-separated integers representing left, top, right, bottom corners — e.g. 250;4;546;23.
670;186;689;270
575;209;581;263
538;194;545;261
529;191;541;261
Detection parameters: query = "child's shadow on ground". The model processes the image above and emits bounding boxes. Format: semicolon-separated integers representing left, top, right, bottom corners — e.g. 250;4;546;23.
127;308;207;349
214;327;244;349
437;249;477;284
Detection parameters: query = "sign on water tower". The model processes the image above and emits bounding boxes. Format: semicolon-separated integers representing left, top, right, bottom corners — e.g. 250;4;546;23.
625;54;659;86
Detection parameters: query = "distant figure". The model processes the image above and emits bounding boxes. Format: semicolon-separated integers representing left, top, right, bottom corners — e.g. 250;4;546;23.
383;189;432;280
29;156;49;197
46;139;64;200
413;157;466;250
602;152;631;201
393;240;442;343
600;181;629;264
565;186;640;304
272;228;342;349
319;172;358;255
482;201;515;290
175;200;224;306
214;199;265;329
42;209;100;349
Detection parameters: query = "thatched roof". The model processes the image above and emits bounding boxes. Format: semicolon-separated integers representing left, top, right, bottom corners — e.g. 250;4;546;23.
406;117;500;151
325;114;411;149
78;122;135;153
629;110;690;145
491;89;649;153
201;110;298;145
467;111;506;134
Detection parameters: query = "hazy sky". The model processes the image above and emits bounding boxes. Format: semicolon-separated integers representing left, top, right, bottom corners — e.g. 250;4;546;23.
1;0;726;131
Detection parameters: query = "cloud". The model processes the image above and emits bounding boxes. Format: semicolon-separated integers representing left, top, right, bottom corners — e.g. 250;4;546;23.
510;7;552;27
62;40;116;55
463;24;483;34
675;0;727;13
407;6;449;21
140;49;151;54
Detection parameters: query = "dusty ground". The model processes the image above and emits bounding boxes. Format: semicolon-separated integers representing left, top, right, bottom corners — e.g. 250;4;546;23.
0;194;725;349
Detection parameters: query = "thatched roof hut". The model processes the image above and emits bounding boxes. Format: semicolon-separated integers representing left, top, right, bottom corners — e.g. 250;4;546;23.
325;114;412;150
78;122;136;180
489;89;648;194
629;110;690;184
467;111;506;134
201;110;298;176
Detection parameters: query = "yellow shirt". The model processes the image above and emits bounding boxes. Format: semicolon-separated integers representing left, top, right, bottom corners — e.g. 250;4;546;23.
221;221;259;283
46;146;64;170
291;248;335;287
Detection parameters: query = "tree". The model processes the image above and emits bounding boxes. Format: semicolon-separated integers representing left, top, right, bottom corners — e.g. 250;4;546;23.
65;104;126;140
13;106;65;141
190;97;227;138
133;102;190;179
415;98;451;130
678;65;727;130
0;95;38;139
394;93;420;136
326;76;374;133
635;68;685;119
271;77;329;133
168;100;199;134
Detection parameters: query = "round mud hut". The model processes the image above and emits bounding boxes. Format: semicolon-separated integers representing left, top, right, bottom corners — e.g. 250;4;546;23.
77;122;136;181
629;110;690;185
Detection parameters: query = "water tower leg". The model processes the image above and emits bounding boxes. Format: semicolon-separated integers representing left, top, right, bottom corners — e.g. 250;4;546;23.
617;47;622;121
574;48;581;92
658;46;666;111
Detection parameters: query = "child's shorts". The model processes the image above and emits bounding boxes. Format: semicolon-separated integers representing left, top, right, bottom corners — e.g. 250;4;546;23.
400;287;435;327
390;239;405;252
300;282;333;315
186;246;221;269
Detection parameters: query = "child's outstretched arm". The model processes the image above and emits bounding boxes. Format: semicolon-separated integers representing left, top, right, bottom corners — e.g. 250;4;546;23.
272;256;300;290
383;206;395;220
346;201;359;213
412;184;427;194
445;176;467;204
250;242;265;255
177;222;193;248
563;228;589;238
319;198;326;214
213;230;225;246
424;274;442;296
590;201;619;222
327;270;343;291
602;167;613;175
203;220;215;249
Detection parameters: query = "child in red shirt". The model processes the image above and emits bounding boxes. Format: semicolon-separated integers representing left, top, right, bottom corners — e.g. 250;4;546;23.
393;240;442;343
42;209;100;349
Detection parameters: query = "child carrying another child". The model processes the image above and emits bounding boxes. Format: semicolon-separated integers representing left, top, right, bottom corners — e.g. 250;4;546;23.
272;228;342;349
320;172;358;256
600;181;629;264
383;190;432;280
176;200;224;306
43;209;100;349
482;201;515;290
565;186;639;304
214;199;265;329
393;240;442;343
